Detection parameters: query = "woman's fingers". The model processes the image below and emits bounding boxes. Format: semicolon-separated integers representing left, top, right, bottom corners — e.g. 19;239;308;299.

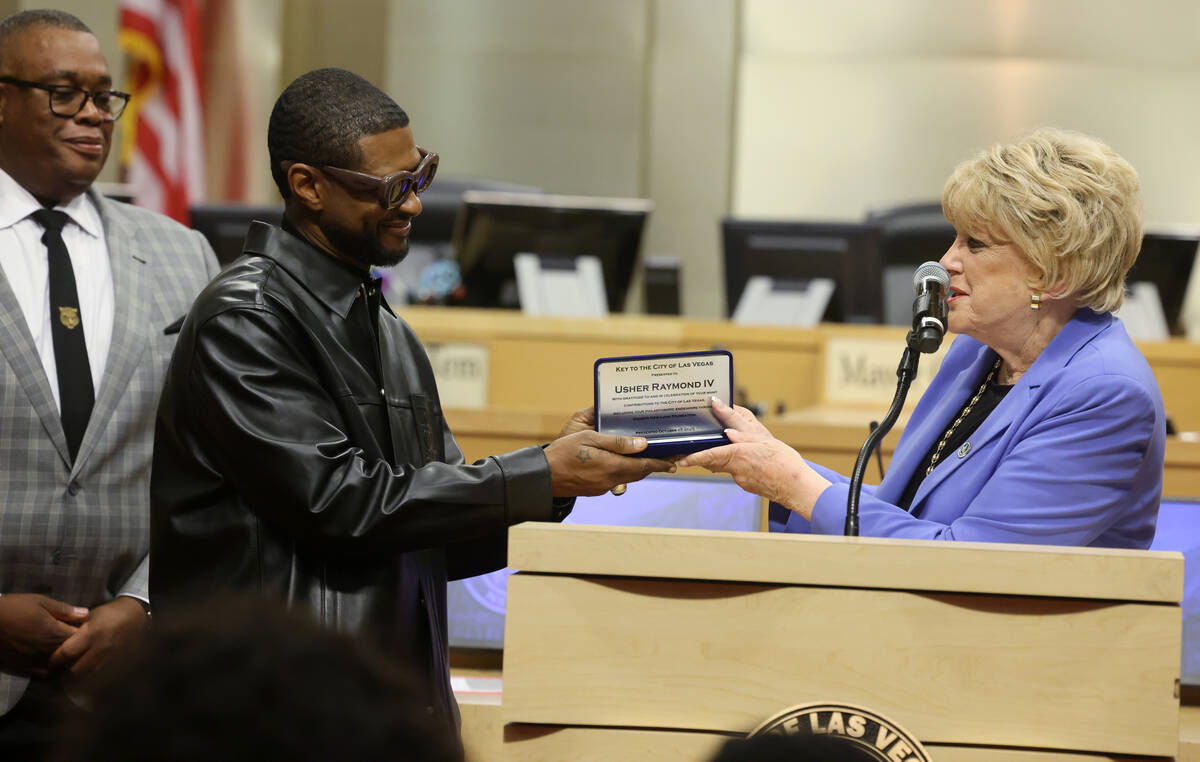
676;444;735;471
710;397;773;442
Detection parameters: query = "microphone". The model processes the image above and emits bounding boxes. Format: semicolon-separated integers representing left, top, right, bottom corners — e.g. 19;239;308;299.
845;261;948;536
911;262;949;354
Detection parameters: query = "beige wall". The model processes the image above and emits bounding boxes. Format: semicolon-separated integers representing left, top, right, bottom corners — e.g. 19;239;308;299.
382;0;738;318
384;0;650;197
733;0;1200;227
642;0;738;318
281;0;387;94
8;0;1200;320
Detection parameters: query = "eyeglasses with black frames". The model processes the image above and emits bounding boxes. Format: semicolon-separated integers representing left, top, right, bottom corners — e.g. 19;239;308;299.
283;148;439;210
0;76;130;121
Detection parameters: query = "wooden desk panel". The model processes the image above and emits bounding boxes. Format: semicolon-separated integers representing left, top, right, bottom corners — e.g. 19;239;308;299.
402;307;1200;432
499;724;1156;761
502;573;1179;755
444;408;1200;498
401;307;826;414
1140;339;1200;435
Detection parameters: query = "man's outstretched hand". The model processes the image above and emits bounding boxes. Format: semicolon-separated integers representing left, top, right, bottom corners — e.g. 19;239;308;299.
544;427;674;497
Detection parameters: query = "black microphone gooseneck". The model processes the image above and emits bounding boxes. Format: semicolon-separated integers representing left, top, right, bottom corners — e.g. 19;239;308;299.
844;262;949;536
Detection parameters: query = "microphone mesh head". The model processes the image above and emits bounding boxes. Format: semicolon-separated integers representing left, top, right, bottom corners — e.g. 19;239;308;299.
913;261;949;291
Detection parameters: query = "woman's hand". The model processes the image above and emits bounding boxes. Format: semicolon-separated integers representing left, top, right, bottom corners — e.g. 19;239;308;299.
677;398;831;521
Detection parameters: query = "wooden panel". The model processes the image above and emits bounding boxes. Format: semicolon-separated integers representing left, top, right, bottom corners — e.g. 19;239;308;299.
1166;437;1200;497
502;575;1180;756
1181;705;1200;762
507;524;1184;603
488;338;670;412
1140;339;1200;433
400;308;1200;428
459;699;503;762
704;343;821;413
681;320;824;414
412;307;1200;495
399;307;828;415
500;725;1157;761
444;407;1200;499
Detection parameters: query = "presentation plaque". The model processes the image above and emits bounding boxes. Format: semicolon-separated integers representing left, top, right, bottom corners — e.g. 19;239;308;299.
594;350;733;457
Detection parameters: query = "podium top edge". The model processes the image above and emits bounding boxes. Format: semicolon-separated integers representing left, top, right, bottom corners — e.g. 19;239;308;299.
507;523;1183;603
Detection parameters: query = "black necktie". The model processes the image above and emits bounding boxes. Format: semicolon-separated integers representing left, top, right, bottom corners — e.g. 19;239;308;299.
32;208;94;463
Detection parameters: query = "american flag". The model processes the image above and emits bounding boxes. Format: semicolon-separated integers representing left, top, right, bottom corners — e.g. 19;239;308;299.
118;0;205;224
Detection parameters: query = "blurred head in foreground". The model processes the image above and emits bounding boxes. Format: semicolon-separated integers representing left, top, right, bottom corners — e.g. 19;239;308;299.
709;732;884;761
53;594;464;762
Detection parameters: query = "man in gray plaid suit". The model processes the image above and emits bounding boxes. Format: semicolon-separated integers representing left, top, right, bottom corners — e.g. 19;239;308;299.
0;10;217;755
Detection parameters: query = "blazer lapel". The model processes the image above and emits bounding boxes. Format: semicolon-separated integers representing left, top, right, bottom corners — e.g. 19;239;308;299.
72;195;151;475
908;373;1018;511
0;265;72;464
874;345;989;504
907;309;1113;512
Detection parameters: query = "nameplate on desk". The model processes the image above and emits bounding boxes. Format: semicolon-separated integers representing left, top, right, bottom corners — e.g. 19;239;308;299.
823;337;946;406
426;342;489;409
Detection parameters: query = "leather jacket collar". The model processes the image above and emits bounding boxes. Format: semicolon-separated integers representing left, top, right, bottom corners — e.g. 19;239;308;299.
242;219;383;320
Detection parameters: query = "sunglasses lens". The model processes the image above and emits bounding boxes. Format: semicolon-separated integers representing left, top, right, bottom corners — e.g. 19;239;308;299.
389;179;411;207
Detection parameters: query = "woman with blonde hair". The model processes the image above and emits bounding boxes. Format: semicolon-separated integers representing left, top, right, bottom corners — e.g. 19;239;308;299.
683;128;1164;548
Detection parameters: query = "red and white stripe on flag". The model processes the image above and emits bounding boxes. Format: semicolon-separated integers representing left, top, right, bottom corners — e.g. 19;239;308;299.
118;0;205;224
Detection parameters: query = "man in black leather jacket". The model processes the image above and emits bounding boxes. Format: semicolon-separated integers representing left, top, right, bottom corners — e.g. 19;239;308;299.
148;68;672;733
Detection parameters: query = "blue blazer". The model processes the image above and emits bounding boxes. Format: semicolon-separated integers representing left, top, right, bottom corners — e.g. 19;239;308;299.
790;309;1165;548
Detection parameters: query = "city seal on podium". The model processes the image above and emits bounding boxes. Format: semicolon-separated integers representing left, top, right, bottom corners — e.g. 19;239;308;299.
747;702;931;761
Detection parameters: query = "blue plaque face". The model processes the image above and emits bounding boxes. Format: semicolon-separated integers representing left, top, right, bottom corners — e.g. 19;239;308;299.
594;350;733;456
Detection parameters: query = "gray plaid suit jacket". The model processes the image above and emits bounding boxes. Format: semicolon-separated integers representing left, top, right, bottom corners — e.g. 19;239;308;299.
0;191;217;713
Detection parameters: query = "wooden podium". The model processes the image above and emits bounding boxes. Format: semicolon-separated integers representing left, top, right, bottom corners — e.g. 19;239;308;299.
499;523;1183;760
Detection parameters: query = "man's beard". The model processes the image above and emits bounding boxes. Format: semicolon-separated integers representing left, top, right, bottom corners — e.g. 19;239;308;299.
322;218;409;270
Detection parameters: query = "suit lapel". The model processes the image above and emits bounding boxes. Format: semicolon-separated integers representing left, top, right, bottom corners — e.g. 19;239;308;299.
0;263;72;464
907;310;1112;512
72;194;151;475
908;369;1018;510
874;347;987;504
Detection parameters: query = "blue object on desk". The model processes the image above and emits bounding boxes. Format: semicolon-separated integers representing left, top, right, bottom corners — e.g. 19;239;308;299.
447;474;762;650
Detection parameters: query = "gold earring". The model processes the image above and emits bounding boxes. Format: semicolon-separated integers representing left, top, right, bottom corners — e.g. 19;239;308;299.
1030;294;1041;310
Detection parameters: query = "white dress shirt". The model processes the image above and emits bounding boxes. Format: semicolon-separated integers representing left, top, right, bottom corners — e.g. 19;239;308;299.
0;168;113;412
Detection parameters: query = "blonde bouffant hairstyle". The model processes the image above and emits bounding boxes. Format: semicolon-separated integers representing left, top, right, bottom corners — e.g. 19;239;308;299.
942;128;1143;313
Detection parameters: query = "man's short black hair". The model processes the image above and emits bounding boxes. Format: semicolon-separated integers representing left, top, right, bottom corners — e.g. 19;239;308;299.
0;10;93;72
267;67;410;199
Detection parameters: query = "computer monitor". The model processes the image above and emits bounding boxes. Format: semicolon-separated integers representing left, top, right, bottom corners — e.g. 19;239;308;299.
190;204;283;266
446;473;763;650
451;191;652;312
409;177;543;246
869;208;956;327
1127;229;1200;336
720;219;882;323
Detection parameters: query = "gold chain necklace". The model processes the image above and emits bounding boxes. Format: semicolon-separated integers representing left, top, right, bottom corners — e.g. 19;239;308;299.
926;358;1002;475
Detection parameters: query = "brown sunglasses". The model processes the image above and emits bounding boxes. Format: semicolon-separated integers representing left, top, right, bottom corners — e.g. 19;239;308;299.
283;147;439;209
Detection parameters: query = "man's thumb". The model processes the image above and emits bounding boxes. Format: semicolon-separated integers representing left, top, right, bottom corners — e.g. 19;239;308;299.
591;433;648;455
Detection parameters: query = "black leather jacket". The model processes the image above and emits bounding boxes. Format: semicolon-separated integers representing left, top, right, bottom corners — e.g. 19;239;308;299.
150;221;565;728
